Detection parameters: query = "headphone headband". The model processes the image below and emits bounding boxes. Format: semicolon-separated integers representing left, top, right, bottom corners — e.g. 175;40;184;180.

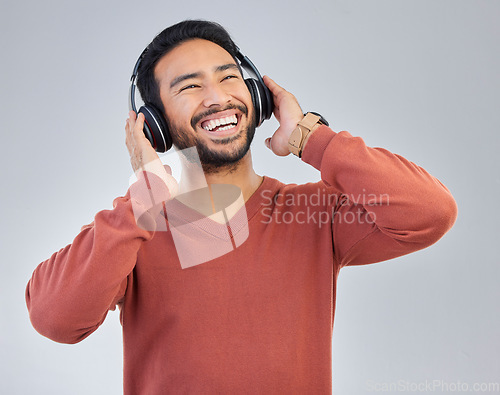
129;47;148;114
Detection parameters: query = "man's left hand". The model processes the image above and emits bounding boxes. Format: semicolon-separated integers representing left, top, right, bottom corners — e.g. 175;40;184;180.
262;76;304;156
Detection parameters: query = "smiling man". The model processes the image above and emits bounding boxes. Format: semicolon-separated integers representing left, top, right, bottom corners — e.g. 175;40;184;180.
26;20;458;394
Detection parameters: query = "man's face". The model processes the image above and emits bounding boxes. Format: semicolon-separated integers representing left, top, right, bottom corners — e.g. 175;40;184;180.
154;38;256;173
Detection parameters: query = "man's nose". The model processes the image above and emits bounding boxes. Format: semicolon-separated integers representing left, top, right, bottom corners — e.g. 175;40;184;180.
202;82;231;107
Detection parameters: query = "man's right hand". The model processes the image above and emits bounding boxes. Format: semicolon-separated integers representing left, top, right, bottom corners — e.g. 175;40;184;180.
125;111;178;197
125;111;161;173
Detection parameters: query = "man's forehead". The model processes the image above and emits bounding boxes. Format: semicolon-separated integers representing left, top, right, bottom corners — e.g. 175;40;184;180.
155;39;236;81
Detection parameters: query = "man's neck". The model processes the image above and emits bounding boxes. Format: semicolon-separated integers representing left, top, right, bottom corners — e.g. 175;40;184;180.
202;150;263;202
174;150;263;222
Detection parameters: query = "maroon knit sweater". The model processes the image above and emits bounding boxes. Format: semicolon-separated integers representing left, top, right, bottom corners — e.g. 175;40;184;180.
26;125;457;394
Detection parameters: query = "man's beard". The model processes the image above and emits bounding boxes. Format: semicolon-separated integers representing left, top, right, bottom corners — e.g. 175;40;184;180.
168;104;257;174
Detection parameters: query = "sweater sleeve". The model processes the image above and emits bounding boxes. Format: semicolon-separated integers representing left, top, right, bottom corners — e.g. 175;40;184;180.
25;171;172;344
301;125;458;267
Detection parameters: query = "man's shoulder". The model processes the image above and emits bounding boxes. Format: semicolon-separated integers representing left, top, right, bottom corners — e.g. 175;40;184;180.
263;175;332;194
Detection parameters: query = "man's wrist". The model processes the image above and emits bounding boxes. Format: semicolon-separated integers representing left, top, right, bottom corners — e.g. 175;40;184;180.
301;123;321;154
288;112;326;157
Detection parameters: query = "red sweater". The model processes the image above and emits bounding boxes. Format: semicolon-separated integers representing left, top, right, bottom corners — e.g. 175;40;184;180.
26;126;457;394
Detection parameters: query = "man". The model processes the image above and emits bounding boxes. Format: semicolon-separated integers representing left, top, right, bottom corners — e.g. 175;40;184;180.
26;20;457;394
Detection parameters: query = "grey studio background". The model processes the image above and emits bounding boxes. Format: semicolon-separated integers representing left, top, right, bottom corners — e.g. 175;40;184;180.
1;0;499;394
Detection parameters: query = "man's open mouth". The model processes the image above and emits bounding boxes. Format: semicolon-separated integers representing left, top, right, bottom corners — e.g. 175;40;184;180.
201;114;238;132
197;110;242;137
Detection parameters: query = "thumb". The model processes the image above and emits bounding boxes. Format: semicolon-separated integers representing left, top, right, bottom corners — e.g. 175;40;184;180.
264;132;291;156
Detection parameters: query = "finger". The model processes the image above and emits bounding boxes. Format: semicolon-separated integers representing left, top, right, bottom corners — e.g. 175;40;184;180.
263;75;285;96
125;114;136;137
125;116;138;143
263;76;293;113
133;112;144;131
126;111;138;137
125;118;134;150
132;113;147;142
128;114;144;157
126;114;143;164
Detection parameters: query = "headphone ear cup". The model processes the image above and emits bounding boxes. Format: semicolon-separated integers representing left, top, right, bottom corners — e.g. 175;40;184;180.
245;78;274;127
259;79;274;121
138;105;172;153
245;79;262;127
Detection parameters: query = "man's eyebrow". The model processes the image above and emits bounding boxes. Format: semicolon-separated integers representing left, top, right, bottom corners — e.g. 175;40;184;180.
169;63;240;89
170;72;201;89
216;63;240;73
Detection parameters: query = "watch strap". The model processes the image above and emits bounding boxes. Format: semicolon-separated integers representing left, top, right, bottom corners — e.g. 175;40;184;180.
288;113;321;157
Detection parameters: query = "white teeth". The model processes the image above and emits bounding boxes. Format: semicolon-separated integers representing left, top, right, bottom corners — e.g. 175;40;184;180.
202;114;238;131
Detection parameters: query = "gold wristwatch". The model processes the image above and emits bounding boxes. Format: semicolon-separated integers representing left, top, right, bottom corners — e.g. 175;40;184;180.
288;112;328;157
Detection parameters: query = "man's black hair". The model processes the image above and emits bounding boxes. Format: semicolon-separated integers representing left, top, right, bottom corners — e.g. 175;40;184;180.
136;20;239;116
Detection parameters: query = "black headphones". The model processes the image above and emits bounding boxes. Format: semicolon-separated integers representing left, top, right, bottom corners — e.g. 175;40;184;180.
129;45;274;153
